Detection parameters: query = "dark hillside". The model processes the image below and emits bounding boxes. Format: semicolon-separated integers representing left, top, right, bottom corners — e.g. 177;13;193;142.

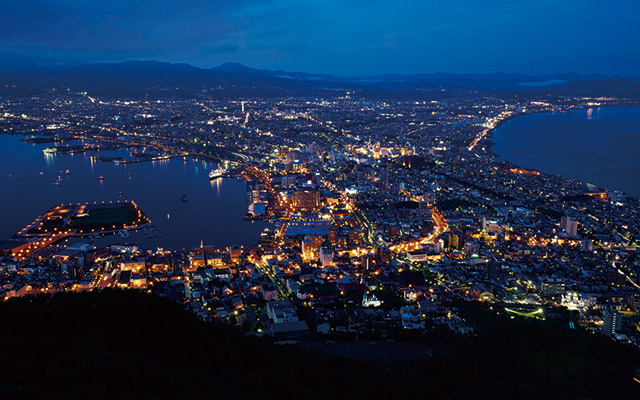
0;290;638;399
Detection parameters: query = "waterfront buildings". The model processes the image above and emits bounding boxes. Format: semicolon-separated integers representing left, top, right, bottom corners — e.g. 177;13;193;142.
0;91;639;349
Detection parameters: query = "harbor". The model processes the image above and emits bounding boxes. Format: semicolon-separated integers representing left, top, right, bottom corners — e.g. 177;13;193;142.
0;135;270;250
8;201;153;261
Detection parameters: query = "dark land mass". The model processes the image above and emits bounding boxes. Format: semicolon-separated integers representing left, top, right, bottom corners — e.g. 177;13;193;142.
0;290;638;399
1;53;639;98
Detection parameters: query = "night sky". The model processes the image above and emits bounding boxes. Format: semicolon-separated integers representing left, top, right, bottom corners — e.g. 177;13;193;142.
2;0;638;75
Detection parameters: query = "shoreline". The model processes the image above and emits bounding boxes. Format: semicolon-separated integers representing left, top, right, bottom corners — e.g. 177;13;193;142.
0;134;269;251
482;104;640;196
485;103;639;156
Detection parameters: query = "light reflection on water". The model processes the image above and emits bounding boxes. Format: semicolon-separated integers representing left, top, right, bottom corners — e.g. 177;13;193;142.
492;106;640;197
0;135;270;250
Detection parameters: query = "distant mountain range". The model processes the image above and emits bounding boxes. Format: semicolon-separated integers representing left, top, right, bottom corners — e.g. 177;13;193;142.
1;52;639;98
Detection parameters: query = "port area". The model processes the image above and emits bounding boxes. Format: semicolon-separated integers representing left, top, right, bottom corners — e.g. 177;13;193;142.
209;167;242;181
8;201;153;261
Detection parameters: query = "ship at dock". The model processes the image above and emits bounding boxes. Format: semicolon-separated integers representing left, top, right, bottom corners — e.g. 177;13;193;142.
209;167;227;180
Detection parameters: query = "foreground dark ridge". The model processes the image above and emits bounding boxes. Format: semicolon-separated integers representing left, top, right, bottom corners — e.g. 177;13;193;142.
0;290;638;400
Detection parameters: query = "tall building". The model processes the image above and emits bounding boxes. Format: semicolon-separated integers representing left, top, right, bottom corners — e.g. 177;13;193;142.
301;238;315;261
319;247;333;266
328;227;337;245
560;216;578;236
601;307;622;338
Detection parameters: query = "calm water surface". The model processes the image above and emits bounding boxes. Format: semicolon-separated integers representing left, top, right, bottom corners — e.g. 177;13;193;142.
492;106;640;197
0;135;269;250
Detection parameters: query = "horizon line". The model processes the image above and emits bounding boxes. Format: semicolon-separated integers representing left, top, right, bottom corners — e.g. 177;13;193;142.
0;51;636;79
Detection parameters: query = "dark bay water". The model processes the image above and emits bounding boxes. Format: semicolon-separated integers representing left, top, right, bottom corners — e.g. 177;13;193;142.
492;106;640;197
0;135;269;250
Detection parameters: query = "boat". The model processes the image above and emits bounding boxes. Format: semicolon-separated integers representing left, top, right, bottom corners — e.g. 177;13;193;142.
209;167;226;180
65;169;70;175
181;194;188;202
52;176;62;186
99;176;104;180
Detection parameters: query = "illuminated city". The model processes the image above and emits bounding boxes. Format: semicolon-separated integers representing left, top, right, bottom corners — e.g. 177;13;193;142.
1;1;639;398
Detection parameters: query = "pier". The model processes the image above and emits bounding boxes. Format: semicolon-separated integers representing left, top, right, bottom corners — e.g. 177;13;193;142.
11;201;154;261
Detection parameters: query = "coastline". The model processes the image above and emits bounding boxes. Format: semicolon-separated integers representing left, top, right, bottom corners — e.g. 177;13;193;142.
0;134;270;250
483;104;640;197
485;104;637;156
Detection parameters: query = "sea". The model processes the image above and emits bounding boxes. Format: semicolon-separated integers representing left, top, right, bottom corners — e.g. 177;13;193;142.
0;135;270;250
492;106;640;197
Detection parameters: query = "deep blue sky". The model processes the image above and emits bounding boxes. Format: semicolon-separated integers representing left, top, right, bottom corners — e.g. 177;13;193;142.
2;0;638;75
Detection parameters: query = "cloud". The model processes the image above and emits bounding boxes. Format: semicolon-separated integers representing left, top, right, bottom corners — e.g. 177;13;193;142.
0;0;637;75
0;1;254;54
